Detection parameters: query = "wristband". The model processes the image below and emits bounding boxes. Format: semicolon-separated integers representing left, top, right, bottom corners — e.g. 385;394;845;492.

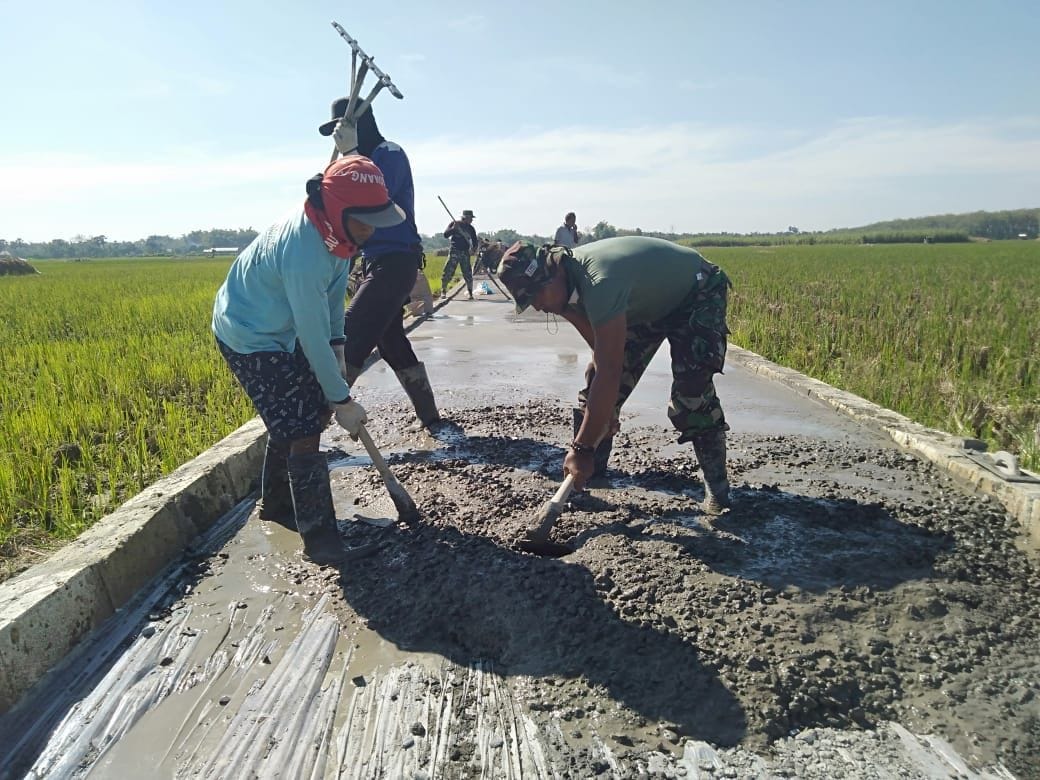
570;440;595;455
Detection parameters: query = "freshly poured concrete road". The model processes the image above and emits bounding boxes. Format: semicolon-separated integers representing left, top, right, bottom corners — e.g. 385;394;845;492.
0;281;1035;778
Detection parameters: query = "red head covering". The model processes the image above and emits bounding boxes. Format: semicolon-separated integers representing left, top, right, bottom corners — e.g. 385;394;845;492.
303;155;405;258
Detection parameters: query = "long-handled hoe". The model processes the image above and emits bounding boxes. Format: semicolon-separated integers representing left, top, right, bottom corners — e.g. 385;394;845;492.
436;196;513;301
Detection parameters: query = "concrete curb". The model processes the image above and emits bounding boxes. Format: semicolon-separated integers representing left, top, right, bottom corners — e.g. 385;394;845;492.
727;345;1040;545
0;417;268;713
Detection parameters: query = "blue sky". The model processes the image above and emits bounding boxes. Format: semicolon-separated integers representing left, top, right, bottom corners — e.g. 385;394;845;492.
1;0;1037;242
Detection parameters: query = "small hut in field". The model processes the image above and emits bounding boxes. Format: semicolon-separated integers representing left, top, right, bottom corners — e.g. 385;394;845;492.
0;250;39;276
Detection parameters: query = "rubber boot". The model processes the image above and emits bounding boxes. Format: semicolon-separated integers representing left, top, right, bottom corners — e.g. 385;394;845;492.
287;452;347;566
572;407;613;479
691;428;731;513
258;436;295;529
396;362;441;428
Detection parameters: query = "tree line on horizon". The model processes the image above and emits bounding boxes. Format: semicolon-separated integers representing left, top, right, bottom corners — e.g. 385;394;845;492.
4;207;1036;260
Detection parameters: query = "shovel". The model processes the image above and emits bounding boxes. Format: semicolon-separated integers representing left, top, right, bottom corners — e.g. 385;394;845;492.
515;474;576;557
354;424;421;526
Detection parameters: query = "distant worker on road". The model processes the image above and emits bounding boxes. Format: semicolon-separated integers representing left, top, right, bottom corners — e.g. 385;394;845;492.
497;237;734;512
320;98;444;431
212;156;405;565
442;210;478;299
553;212;581;248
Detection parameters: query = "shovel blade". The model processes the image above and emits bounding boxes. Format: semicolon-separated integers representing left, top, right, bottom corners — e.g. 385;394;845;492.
386;480;421;526
332;478;396;527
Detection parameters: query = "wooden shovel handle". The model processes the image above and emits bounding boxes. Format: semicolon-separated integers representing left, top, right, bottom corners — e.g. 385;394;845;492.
355;424;397;485
551;473;576;505
526;474;577;541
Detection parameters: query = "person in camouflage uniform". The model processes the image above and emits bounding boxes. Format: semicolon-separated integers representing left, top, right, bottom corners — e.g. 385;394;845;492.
442;210;478;299
497;236;733;512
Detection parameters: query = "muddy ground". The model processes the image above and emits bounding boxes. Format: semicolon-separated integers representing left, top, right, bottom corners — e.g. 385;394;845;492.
314;397;1040;778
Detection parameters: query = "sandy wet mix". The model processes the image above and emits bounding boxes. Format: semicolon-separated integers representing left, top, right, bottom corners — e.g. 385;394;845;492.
320;399;1040;778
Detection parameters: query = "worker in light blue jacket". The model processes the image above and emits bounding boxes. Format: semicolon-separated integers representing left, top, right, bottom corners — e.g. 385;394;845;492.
213;155;404;566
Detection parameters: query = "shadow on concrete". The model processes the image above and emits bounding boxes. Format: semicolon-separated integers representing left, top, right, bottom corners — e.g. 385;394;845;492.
585;486;951;594
335;521;747;747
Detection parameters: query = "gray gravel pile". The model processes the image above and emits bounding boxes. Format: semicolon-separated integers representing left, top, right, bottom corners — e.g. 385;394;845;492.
327;400;1038;778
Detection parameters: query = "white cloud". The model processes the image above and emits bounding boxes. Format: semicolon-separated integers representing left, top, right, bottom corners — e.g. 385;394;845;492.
445;14;486;31
2;117;1037;241
409;116;1040;234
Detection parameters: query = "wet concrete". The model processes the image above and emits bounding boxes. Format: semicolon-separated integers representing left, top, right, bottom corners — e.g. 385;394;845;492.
2;281;1038;779
370;296;886;444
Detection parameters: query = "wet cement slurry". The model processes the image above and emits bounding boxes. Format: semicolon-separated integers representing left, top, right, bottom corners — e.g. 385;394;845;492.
8;284;1039;778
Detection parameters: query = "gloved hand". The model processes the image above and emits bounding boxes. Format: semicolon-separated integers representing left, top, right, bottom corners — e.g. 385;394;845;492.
333;398;368;440
332;112;359;155
332;343;347;381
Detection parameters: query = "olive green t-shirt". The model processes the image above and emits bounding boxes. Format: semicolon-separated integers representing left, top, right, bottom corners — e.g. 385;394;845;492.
562;236;713;326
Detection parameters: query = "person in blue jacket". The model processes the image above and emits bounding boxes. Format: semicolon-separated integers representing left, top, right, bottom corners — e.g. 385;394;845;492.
320;99;443;430
212;155;405;566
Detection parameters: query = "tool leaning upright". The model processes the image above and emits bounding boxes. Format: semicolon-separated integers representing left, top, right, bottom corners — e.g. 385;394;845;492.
436;196;512;301
327;21;404;164
325;21;424;525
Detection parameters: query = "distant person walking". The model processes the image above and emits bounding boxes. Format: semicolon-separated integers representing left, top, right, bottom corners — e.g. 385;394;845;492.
553;212;581;248
212;156;404;566
442;210;478;299
320;98;444;431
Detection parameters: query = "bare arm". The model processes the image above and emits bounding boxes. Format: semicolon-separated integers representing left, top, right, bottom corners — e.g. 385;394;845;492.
562;311;626;487
561;307;595;349
577;312;627;448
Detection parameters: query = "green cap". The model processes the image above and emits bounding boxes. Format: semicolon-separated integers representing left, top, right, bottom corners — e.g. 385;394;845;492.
496;241;554;313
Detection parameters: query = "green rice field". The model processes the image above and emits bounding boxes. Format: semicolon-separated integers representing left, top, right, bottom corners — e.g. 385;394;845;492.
701;241;1038;466
0;244;1036;571
0;255;449;572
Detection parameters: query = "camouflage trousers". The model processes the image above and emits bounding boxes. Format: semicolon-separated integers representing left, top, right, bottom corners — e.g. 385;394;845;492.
578;268;731;442
442;248;473;294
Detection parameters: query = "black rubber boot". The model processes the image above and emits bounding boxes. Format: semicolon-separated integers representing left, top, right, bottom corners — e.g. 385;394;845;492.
690;428;731;513
258;437;295;529
572;407;613;478
396;362;442;427
287;452;347;566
